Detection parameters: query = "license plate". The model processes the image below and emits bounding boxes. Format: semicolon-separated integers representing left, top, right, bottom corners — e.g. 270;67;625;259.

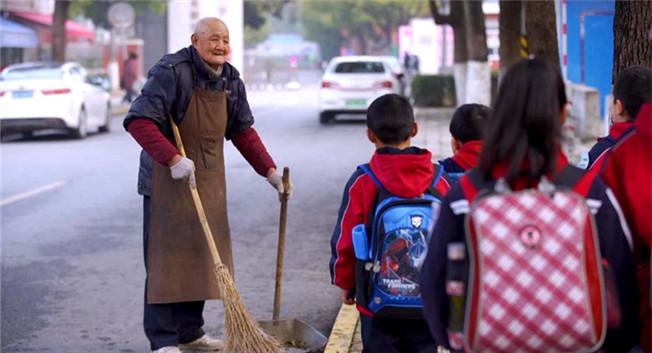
345;99;366;108
12;90;33;99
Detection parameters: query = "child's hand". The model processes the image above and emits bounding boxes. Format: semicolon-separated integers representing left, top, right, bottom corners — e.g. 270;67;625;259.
340;289;355;305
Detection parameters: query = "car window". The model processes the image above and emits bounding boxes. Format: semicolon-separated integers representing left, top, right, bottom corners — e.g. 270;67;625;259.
1;67;64;80
333;61;385;74
69;66;85;82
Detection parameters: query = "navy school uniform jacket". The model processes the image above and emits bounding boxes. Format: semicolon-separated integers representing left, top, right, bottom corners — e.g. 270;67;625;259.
329;146;451;316
420;152;639;352
585;121;635;171
439;140;483;182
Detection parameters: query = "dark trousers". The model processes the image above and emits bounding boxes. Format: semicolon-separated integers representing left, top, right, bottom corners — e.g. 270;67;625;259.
143;197;205;350
360;314;436;353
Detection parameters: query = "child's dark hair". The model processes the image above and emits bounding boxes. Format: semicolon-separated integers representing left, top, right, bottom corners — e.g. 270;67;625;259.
449;104;490;143
479;57;567;183
613;65;652;120
366;93;414;144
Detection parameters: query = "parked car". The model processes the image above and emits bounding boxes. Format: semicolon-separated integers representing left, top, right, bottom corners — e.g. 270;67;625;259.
0;62;111;139
318;56;402;124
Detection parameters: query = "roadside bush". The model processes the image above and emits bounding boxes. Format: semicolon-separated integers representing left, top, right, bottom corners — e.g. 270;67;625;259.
411;75;456;107
411;72;500;107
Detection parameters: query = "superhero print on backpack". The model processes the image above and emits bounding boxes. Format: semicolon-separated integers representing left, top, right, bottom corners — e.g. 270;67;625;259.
353;164;447;318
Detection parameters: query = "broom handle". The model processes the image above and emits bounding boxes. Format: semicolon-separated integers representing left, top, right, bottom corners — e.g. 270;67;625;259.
272;167;290;321
171;120;224;267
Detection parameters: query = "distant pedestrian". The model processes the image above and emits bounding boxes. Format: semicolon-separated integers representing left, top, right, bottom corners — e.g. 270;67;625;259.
403;51;412;75
411;54;420;74
121;52;138;103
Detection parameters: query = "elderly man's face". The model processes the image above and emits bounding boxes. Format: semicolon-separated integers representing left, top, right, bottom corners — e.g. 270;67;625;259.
192;20;230;69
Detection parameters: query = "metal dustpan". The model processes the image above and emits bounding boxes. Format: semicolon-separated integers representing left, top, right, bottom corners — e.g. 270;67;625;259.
259;168;328;352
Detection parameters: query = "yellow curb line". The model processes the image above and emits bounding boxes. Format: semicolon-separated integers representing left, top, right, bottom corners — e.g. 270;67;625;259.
111;107;130;116
324;304;360;353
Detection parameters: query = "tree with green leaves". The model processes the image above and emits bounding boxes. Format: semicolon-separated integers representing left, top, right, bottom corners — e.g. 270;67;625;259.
299;0;426;60
244;0;293;47
52;0;165;62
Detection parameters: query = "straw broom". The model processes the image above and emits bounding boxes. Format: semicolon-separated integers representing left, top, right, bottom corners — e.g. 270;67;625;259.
171;120;280;353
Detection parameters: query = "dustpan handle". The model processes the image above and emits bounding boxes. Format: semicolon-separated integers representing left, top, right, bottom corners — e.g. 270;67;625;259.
171;119;224;268
273;167;290;321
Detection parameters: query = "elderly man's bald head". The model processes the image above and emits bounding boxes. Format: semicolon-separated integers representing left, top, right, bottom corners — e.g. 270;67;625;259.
193;17;228;36
191;17;230;69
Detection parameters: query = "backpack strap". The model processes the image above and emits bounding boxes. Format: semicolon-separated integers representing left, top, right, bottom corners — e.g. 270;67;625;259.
459;169;488;202
426;163;447;197
357;164;383;189
433;163;444;186
554;165;599;198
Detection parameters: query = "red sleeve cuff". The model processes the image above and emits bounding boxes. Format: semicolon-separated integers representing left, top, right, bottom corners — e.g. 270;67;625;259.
127;118;178;164
232;127;276;176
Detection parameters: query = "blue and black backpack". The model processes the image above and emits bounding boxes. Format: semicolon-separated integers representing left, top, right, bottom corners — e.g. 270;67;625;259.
352;163;448;318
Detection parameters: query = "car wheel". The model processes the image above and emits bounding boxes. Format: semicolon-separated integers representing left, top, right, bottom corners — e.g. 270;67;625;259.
98;104;111;133
71;107;88;139
319;111;335;124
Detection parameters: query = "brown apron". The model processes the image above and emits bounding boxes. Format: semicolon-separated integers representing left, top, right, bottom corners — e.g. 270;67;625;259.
147;87;233;304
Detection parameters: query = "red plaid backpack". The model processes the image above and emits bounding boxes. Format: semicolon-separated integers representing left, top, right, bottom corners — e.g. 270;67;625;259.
448;167;610;353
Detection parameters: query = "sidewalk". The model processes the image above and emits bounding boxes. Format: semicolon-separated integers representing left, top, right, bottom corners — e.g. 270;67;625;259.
110;91;132;116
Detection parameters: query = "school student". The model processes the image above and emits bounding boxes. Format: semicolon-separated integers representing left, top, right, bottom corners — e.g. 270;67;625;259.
329;94;450;352
584;65;652;171
420;57;638;353
438;104;490;182
603;102;652;353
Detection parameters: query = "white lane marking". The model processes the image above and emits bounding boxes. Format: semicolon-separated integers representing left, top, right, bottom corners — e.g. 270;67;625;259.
0;180;67;207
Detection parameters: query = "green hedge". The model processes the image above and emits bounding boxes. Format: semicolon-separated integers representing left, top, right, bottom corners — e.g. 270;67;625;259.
411;75;457;107
411;72;499;107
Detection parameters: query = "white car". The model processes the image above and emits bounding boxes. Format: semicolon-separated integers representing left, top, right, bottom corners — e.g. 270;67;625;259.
319;56;403;124
0;62;111;139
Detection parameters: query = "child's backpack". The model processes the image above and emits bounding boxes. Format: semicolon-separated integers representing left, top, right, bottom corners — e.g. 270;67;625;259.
447;168;609;353
352;163;448;318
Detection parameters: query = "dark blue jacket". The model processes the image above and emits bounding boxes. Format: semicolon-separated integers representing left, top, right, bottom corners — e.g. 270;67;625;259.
585;122;635;170
123;45;254;196
438;157;466;183
420;167;639;352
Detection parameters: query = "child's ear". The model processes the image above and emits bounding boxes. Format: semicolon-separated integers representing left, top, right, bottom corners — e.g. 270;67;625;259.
367;128;378;144
451;138;462;154
614;99;627;118
410;122;418;137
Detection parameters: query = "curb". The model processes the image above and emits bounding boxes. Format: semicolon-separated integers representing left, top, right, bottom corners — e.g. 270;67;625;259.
111;105;130;116
324;304;360;353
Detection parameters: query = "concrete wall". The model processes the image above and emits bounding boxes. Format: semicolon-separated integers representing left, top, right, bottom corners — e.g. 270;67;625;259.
566;82;605;140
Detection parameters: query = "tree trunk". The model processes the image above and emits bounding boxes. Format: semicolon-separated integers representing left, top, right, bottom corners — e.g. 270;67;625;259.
52;0;70;62
429;0;468;103
463;0;490;105
499;0;522;77
613;0;652;83
525;0;560;72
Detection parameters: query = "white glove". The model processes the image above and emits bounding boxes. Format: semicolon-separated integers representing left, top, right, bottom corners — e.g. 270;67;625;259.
266;171;292;201
169;156;196;188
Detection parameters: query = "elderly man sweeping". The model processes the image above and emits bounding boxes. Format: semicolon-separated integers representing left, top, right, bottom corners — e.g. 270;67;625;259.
124;18;289;353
